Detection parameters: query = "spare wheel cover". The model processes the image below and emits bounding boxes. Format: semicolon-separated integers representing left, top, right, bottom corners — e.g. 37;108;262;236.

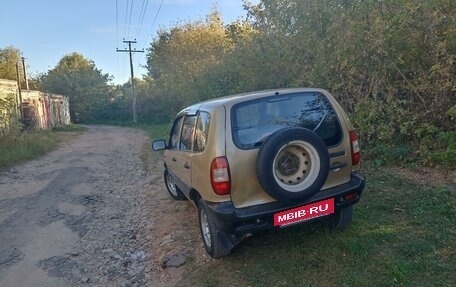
256;128;330;202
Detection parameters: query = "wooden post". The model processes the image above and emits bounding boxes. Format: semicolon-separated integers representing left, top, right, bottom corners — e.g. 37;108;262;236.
21;57;29;90
15;62;23;120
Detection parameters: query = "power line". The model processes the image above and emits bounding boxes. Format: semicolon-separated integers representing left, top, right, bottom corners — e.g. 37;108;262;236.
140;0;164;67
123;0;130;39
127;0;135;38
116;0;164;82
135;0;146;38
135;0;149;39
148;0;164;39
116;0;119;47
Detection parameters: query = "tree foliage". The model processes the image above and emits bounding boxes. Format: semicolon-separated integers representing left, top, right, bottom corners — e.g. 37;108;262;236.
137;0;455;166
38;52;113;122
19;2;451;165
0;46;22;81
145;11;236;117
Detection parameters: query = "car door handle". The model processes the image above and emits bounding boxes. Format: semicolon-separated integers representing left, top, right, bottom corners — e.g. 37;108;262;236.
184;162;190;169
172;157;177;162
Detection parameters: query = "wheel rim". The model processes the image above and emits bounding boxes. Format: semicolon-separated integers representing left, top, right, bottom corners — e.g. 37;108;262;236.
200;208;211;248
272;140;320;192
166;173;178;196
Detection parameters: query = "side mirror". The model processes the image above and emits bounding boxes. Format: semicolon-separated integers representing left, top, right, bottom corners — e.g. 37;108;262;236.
152;140;167;151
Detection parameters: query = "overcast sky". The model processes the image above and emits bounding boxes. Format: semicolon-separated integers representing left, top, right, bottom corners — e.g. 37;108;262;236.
0;0;257;85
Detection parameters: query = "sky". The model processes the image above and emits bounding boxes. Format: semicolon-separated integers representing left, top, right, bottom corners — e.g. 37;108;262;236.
0;0;257;85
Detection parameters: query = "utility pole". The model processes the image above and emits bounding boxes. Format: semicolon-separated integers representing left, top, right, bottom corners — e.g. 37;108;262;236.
116;39;144;124
15;62;23;120
21;57;29;90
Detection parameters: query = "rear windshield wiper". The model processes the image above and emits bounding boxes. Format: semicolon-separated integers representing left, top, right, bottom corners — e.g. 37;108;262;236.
313;110;329;132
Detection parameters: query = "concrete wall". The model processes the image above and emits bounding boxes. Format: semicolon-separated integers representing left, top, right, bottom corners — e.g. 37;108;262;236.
22;90;71;130
0;78;71;130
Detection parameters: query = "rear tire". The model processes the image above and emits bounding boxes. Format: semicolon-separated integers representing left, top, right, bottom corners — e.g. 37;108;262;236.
198;199;231;258
164;169;186;200
331;205;353;230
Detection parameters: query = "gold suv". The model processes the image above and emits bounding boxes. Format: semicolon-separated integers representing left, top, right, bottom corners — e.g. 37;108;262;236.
152;88;365;258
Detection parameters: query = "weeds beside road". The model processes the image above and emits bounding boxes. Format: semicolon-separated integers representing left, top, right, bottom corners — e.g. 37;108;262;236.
0;125;85;169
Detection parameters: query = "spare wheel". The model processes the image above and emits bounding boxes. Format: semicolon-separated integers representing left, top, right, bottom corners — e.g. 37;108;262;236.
256;128;330;202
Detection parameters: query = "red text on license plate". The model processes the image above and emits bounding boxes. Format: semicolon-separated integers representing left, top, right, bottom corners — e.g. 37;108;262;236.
273;198;335;227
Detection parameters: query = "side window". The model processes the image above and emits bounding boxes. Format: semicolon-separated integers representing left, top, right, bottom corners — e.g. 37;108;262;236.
193;112;211;153
179;116;197;151
169;116;184;149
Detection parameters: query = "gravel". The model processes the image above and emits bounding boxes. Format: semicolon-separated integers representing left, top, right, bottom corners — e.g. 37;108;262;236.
0;125;211;287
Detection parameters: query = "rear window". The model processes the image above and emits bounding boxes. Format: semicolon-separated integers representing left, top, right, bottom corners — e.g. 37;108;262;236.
231;92;342;149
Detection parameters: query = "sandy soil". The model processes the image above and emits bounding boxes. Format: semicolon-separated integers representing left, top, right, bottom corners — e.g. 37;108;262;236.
0;125;210;287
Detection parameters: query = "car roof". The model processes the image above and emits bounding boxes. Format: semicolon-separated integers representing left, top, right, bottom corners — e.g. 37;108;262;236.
178;88;329;116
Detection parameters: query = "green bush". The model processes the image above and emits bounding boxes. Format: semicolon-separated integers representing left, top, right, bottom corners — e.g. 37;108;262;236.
432;132;456;168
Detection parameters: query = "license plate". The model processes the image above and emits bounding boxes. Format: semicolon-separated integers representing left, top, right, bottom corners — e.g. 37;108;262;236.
273;198;335;227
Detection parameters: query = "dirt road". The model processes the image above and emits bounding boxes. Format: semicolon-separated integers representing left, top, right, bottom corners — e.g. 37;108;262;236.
0;125;208;287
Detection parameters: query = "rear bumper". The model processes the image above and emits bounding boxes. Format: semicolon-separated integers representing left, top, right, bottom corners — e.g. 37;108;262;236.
205;172;365;235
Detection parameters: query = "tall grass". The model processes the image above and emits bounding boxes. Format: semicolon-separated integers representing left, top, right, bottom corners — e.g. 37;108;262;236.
0;125;85;169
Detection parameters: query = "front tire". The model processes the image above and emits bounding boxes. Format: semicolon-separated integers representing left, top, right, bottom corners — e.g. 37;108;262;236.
164;169;186;200
198;199;231;258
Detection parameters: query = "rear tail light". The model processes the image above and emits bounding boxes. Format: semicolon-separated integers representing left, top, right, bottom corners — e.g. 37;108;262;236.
349;130;361;166
343;192;358;201
210;157;231;195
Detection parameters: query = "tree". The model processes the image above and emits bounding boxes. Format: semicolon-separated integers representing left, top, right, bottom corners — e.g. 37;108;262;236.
140;0;455;165
243;0;455;164
145;10;235;118
0;46;21;81
39;53;113;122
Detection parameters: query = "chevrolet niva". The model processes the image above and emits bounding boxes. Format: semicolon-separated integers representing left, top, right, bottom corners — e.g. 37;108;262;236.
152;88;365;258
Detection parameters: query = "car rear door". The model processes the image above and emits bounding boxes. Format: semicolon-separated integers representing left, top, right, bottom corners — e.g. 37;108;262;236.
227;91;352;208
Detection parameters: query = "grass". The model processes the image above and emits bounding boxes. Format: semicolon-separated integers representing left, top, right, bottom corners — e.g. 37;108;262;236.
138;123;171;140
0;124;86;169
176;165;455;287
85;120;171;141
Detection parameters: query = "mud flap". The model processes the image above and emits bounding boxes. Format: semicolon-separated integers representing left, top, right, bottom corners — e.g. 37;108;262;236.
217;231;241;251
